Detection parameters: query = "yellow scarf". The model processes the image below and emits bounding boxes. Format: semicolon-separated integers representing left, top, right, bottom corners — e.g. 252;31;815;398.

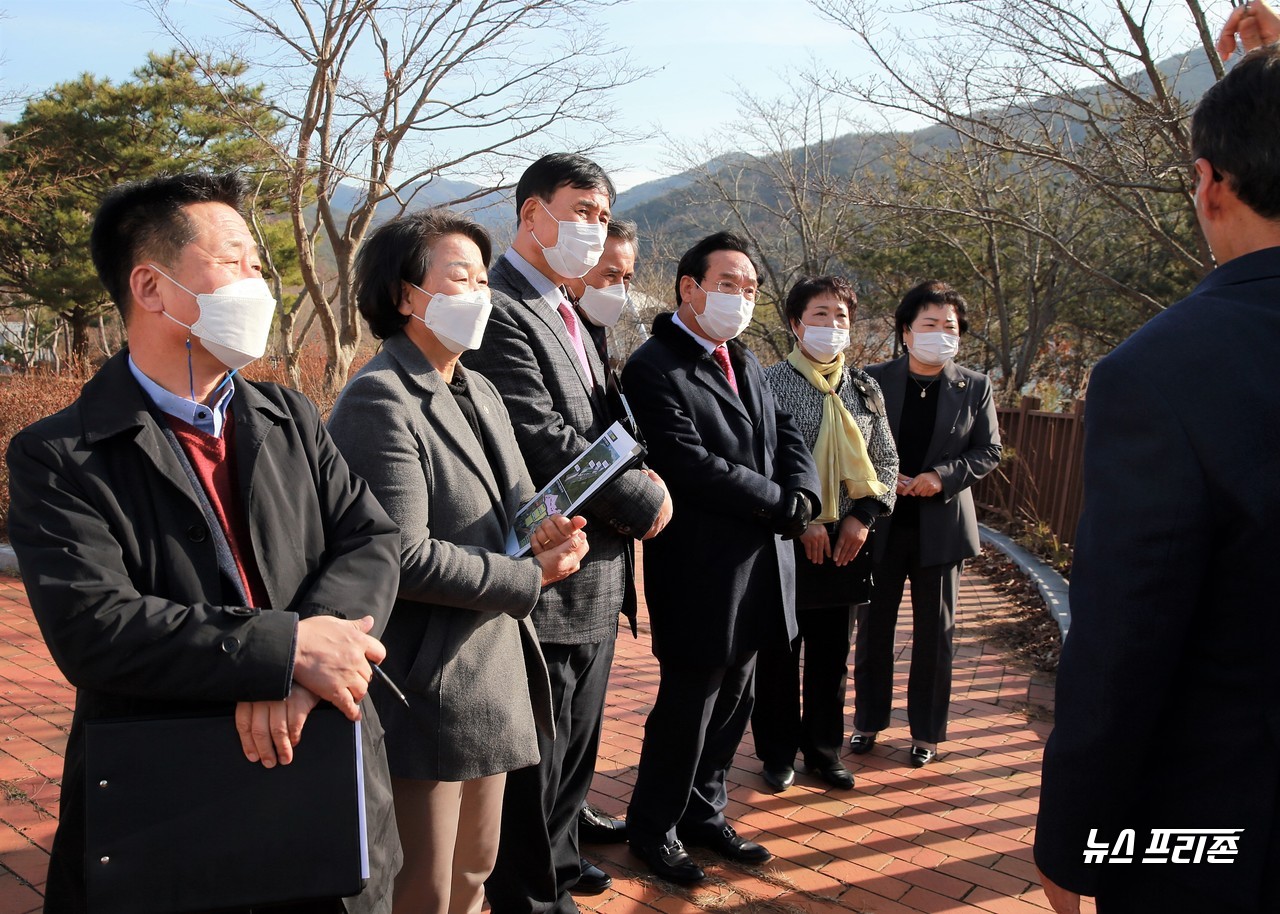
787;346;888;523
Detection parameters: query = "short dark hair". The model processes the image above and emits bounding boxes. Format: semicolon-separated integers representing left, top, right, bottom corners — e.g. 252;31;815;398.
674;231;756;307
90;172;246;322
514;153;616;228
355;208;493;340
1191;45;1280;221
893;280;969;347
607;218;639;252
783;275;857;329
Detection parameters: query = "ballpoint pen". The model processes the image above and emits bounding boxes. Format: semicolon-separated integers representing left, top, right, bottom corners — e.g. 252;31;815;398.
371;663;410;707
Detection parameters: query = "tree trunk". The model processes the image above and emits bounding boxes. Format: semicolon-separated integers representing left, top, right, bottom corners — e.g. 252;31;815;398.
68;308;93;370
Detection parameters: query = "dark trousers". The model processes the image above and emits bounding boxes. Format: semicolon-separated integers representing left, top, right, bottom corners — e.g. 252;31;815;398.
853;522;959;744
626;652;756;847
487;637;616;914
751;605;854;770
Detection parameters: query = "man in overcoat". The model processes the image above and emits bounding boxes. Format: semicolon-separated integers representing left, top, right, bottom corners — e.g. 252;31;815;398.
1035;45;1280;914
6;172;402;914
619;231;818;883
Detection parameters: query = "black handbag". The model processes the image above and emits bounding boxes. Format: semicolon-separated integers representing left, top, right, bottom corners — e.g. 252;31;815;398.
792;523;875;610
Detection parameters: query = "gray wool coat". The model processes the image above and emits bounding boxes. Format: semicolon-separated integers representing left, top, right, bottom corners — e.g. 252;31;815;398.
329;333;554;782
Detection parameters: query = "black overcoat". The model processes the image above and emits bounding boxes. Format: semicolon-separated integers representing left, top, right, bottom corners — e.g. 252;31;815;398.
1035;247;1280;912
6;351;403;914
620;313;819;666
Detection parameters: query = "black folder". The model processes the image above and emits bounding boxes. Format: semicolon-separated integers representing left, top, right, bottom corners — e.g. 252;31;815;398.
84;706;368;914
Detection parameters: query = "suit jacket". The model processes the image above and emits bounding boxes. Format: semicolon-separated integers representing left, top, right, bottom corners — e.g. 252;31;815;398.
865;356;1001;567
620;313;819;666
6;350;402;914
461;253;665;644
1035;247;1280;910
328;333;553;781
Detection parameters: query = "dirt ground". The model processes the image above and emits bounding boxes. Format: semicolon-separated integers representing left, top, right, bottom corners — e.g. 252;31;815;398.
968;545;1062;676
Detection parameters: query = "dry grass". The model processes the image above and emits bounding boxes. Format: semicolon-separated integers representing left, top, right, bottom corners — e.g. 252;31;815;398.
0;371;85;537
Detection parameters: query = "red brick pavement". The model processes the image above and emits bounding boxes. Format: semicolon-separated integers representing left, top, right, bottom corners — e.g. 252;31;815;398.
0;568;1090;913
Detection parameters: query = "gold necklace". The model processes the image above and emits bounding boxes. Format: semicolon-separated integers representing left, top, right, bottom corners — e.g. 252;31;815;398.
911;375;938;399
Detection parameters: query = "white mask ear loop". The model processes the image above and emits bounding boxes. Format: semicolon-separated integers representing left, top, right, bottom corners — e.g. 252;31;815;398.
151;263;215;405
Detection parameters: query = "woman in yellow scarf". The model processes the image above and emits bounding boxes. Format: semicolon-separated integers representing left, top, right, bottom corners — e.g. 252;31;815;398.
752;276;898;792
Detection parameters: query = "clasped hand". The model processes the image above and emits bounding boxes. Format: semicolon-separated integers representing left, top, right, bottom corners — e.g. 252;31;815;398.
896;471;943;498
799;516;869;566
529;514;590;586
236;614;385;767
772;489;812;540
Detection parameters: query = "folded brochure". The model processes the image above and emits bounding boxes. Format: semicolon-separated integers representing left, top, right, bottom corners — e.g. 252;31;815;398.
506;420;644;556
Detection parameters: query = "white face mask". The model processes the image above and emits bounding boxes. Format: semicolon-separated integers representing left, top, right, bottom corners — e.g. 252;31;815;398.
531;200;606;279
909;330;960;366
693;280;754;342
410;283;493;354
799;324;850;363
150;265;277;371
577;282;628;328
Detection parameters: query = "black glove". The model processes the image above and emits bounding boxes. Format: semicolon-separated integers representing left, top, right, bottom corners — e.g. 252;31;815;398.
772;489;812;540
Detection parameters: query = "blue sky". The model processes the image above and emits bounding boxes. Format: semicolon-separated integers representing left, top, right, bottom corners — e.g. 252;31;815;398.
0;0;868;191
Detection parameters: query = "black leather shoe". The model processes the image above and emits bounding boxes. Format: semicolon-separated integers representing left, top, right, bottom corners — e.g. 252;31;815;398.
909;745;937;767
571;858;612;895
629;840;706;884
579;804;627;844
760;765;795;792
683;824;772;864
848;733;877;755
808;761;854;790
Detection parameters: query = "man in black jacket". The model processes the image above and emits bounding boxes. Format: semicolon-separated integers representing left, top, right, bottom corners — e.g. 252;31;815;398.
620;232;818;884
7;172;401;914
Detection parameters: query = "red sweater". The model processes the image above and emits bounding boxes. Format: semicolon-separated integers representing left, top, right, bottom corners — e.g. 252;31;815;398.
166;412;271;608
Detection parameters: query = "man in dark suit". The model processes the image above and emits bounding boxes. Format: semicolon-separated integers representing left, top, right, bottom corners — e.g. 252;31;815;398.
569;218;638;367
620;232;819;884
1035;46;1280;914
6;172;402;914
567;217;639;848
462;153;672;914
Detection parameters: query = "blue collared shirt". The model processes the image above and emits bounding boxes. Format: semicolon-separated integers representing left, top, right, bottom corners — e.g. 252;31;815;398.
128;356;234;438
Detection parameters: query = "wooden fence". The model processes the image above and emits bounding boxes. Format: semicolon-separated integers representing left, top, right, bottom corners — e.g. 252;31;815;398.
973;396;1087;548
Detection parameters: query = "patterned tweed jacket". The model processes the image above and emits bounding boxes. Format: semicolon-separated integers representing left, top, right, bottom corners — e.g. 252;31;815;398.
763;358;898;522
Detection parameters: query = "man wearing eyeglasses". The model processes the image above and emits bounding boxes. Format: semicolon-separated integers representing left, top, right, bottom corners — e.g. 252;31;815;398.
619;232;819;883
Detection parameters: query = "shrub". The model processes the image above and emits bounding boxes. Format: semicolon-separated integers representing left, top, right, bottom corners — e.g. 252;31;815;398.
0;371;85;541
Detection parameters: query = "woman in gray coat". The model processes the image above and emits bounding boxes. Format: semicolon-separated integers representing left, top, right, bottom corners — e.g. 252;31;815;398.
329;209;589;914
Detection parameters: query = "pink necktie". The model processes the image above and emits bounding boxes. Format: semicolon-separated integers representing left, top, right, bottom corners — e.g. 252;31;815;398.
712;345;739;395
557;298;594;383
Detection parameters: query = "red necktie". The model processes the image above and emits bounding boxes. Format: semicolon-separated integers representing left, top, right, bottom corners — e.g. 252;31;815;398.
557;298;594;383
712;344;738;395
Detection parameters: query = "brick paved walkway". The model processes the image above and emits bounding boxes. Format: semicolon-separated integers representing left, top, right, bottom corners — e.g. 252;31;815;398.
0;567;1091;913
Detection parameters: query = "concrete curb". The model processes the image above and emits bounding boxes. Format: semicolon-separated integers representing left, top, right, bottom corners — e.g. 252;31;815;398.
0;545;17;576
978;524;1071;640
